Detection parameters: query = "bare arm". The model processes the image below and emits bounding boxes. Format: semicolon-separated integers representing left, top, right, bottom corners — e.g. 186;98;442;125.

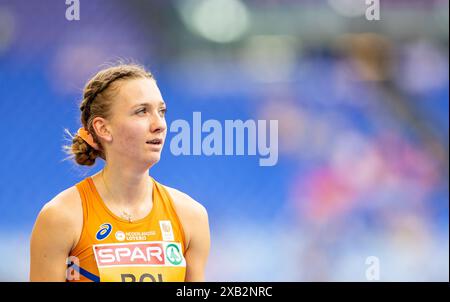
184;204;210;282
30;196;77;282
166;187;211;282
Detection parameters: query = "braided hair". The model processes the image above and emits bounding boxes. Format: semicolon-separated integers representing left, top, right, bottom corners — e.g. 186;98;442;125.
63;63;154;166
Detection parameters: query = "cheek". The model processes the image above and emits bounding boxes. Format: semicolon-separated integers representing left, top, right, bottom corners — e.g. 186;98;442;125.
114;122;146;149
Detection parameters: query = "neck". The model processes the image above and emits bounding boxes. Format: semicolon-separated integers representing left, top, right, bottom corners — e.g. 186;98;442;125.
100;162;151;208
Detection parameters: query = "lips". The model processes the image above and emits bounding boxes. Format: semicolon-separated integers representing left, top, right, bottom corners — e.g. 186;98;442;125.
146;138;163;145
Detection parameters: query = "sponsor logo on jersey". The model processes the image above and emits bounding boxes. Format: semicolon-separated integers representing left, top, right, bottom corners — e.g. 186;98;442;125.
96;223;112;241
115;231;125;241
93;241;185;267
113;230;156;241
159;220;174;241
166;243;183;265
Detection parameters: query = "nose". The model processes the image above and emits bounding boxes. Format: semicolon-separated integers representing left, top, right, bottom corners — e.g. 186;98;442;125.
150;110;167;133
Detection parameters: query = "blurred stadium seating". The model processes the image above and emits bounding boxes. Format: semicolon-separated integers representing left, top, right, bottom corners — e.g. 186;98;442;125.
0;0;448;281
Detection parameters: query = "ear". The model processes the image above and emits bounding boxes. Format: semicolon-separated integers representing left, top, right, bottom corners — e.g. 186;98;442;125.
92;117;113;143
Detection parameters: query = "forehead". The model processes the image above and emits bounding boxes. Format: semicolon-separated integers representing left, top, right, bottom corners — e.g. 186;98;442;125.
113;78;164;108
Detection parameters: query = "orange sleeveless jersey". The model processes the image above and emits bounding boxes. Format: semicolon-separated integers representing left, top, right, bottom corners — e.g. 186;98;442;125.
67;176;187;282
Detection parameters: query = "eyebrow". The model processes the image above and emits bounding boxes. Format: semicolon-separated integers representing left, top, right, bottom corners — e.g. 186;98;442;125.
132;101;166;109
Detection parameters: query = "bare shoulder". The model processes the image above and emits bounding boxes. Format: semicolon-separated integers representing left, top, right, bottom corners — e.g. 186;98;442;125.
41;186;81;220
30;186;83;281
163;185;209;248
164;185;208;219
35;185;83;249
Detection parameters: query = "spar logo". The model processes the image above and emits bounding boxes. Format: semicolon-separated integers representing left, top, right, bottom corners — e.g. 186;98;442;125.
93;242;186;267
166;244;182;265
96;223;112;241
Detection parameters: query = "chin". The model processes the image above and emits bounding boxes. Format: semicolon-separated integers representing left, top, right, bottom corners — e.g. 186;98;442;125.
146;154;161;166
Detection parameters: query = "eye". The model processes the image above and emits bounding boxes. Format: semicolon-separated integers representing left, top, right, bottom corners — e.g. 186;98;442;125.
136;108;147;115
160;108;167;117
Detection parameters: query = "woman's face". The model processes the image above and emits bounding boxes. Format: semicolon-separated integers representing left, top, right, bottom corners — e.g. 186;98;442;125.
105;77;167;167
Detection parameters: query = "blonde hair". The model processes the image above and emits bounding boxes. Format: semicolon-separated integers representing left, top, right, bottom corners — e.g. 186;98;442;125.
63;63;154;166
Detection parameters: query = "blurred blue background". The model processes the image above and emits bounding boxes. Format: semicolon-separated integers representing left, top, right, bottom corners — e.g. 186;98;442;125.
0;0;448;281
